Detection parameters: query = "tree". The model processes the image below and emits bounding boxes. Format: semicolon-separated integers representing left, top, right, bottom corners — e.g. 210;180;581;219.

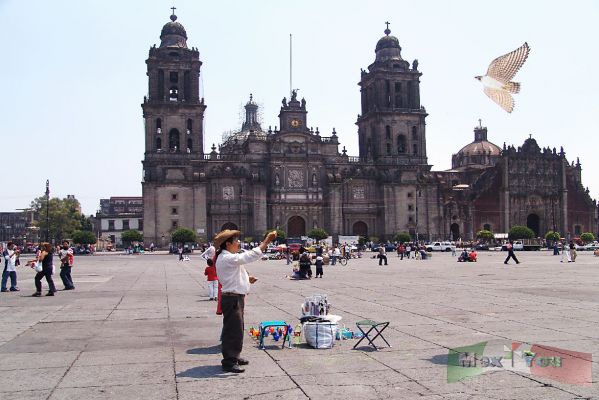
30;195;84;242
308;228;328;241
121;230;143;245
476;230;494;241
265;229;286;241
509;225;534;240
171;227;197;245
79;214;94;231
580;232;595;243
369;236;380;244
243;236;254;244
393;232;411;243
71;230;97;245
545;231;560;242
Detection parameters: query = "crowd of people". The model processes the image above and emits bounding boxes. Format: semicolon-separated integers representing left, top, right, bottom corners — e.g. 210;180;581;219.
1;240;76;296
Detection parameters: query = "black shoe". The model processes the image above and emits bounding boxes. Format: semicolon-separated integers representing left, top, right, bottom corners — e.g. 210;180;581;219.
46;291;55;296
32;292;41;297
10;287;19;291
63;287;75;291
222;364;245;373
237;358;249;366
0;289;8;292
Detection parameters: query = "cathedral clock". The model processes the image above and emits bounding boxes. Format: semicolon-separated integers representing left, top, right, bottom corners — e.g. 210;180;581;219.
290;118;302;128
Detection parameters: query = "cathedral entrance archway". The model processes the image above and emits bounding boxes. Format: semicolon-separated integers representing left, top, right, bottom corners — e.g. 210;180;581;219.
527;214;540;237
287;216;306;237
221;222;238;231
450;223;460;241
352;221;368;237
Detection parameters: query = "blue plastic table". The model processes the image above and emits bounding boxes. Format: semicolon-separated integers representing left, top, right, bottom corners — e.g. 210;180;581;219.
258;320;292;349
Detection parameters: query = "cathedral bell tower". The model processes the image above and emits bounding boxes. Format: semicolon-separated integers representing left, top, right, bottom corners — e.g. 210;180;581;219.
142;11;206;157
356;23;428;164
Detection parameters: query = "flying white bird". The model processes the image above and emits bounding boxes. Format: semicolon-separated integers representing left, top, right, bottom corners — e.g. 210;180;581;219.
476;42;530;113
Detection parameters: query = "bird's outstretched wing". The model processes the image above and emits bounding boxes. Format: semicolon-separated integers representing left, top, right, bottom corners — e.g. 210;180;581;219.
486;42;530;83
484;87;515;113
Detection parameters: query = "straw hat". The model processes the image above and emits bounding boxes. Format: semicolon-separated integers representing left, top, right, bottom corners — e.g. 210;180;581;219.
214;229;241;248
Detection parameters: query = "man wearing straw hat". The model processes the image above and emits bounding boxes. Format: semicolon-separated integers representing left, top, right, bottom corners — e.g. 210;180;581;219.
214;229;277;373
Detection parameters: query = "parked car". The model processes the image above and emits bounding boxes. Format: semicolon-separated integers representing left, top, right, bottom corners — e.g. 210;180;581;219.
426;241;456;252
501;241;524;251
474;243;490;251
371;243;396;252
578;242;599;251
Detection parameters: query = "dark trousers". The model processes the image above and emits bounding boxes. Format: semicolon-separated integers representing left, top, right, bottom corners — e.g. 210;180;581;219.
504;252;520;264
1;266;17;289
378;254;388;265
316;266;323;277
35;267;57;293
221;294;245;367
60;266;74;289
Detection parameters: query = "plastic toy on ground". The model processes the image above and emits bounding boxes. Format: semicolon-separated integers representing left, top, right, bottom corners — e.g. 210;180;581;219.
257;320;293;349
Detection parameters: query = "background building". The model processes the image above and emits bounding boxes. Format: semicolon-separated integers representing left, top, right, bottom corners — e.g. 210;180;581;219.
96;197;143;246
142;13;598;245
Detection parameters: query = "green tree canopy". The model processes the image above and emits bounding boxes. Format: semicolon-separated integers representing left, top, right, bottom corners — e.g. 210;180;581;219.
71;230;97;245
393;232;412;243
369;236;380;244
580;232;595;243
121;230;144;244
476;230;495;241
171;227;197;245
509;225;534;240
545;231;560;242
243;236;254;244
265;229;286;241
30;195;84;242
308;228;328;241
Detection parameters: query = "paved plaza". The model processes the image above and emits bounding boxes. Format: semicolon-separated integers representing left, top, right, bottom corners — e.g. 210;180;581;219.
0;250;597;399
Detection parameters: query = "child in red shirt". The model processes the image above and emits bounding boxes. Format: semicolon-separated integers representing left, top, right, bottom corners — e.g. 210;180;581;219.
204;258;218;300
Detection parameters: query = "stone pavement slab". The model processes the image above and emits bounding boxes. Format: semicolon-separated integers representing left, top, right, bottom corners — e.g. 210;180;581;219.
0;251;597;399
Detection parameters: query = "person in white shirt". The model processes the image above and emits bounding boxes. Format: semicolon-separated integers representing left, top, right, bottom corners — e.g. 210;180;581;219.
200;244;216;261
2;242;20;292
214;229;277;373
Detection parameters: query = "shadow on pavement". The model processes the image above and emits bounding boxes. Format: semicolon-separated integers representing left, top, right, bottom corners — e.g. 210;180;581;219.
177;365;231;379
187;345;221;355
426;353;449;365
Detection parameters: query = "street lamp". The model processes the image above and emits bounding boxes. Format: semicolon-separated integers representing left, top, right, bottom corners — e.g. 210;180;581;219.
45;179;50;242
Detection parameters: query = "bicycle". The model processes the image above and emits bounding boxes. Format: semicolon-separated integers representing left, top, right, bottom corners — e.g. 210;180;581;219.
339;255;349;266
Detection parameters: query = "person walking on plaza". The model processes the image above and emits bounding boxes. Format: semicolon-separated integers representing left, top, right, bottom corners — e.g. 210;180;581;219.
204;258;218;300
59;240;75;290
405;243;411;259
332;246;340;265
215;229;277;373
315;255;324;278
560;240;571;263
569;241;577;262
178;245;184;261
503;240;520;264
30;242;57;296
378;244;388;265
2;241;20;292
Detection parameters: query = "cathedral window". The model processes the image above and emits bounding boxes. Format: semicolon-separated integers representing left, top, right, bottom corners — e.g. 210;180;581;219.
184;71;191;101
171;207;178;215
574;225;582;235
385;125;391;139
155;137;162;151
407;192;413;198
171;220;178;229
169;71;178;83
158;70;164;99
412;144;418;155
187;138;192;152
169;87;179;101
386;143;391;155
187;119;193;133
408;204;413;211
171;194;178;201
397;135;406;153
156;118;162;130
169;129;180;151
412;126;418;140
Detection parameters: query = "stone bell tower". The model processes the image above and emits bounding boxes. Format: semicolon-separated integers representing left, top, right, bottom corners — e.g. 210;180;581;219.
142;9;208;246
356;23;428;165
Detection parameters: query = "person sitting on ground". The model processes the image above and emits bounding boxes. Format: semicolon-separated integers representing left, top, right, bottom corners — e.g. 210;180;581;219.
458;249;470;262
299;252;312;279
468;249;478;262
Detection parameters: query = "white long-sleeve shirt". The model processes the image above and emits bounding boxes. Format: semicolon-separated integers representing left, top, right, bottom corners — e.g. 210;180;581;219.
3;248;17;272
216;248;263;295
200;245;216;260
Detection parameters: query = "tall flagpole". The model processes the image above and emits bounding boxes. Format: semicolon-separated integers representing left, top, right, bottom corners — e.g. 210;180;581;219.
289;34;292;98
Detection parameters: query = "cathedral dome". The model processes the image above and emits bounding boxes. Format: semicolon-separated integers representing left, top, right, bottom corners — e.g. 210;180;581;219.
160;14;188;48
374;27;404;62
452;125;501;169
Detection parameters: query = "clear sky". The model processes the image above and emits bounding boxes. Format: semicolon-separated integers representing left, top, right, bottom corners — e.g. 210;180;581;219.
1;0;597;215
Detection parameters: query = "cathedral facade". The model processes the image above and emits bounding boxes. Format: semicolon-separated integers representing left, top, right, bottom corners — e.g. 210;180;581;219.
141;13;598;245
